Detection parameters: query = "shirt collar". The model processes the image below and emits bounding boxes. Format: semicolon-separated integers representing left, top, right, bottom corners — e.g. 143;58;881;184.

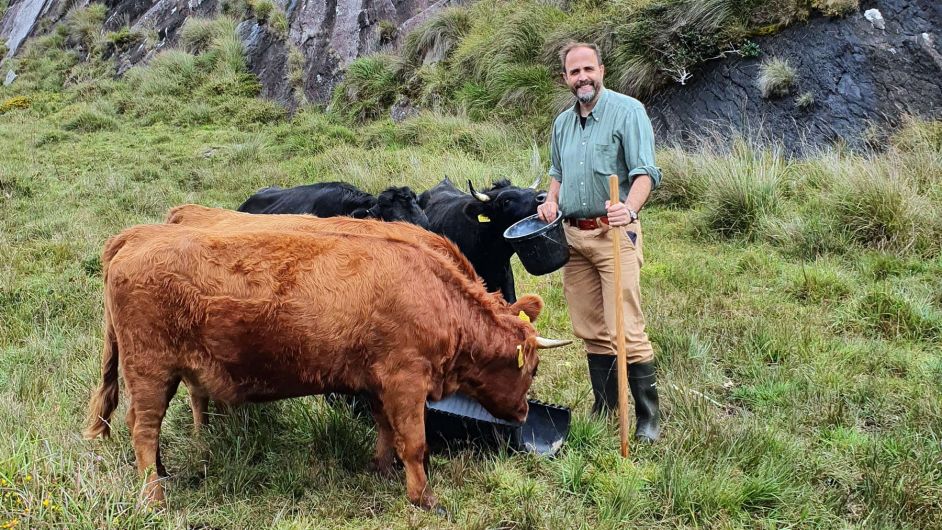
571;87;608;123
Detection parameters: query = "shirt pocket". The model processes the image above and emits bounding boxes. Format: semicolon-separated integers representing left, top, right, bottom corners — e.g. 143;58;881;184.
592;143;618;176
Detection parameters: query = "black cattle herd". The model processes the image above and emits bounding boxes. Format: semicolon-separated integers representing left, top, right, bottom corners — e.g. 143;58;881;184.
237;178;547;303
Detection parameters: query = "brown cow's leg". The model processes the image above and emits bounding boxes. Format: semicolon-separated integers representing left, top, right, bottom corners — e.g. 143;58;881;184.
127;376;179;505
125;403;136;432
187;384;210;432
383;395;436;509
368;397;396;476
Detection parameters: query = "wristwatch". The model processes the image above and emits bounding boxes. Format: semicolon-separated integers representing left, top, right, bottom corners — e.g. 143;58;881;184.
627;208;639;223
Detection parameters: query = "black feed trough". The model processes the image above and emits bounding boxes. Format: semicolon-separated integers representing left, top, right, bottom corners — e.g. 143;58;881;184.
425;393;571;456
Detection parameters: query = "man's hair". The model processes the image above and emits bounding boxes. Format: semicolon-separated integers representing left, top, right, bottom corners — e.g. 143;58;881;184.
559;42;602;71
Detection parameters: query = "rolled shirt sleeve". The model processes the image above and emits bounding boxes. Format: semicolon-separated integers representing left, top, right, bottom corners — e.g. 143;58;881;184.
548;121;562;182
623;106;662;189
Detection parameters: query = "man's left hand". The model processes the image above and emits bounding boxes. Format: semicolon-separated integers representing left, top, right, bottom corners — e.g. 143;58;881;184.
605;200;633;227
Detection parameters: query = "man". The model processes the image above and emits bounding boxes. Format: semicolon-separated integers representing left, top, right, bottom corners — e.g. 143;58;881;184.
537;42;661;441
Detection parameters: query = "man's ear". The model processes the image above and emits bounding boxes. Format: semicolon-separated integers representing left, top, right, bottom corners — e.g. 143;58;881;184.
511;295;543;323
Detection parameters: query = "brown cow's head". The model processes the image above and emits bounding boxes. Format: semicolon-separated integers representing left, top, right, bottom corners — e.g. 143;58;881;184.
459;295;569;423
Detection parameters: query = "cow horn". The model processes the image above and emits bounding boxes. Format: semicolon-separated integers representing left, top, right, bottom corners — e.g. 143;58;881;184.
529;174;541;189
468;180;490;202
535;337;572;349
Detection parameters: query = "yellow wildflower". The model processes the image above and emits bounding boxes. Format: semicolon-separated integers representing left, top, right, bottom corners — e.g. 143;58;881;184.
42;499;50;507
23;475;31;482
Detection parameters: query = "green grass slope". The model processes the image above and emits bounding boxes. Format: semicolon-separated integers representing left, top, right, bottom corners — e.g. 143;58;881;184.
1;5;941;529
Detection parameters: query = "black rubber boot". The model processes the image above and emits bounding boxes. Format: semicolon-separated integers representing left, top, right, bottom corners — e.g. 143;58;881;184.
628;362;661;442
587;353;619;415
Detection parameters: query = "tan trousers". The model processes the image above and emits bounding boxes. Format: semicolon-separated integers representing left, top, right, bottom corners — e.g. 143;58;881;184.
562;220;654;364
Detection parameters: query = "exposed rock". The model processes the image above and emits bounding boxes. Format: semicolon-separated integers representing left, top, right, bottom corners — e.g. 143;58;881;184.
3;69;16;85
1;0;456;104
0;0;52;57
864;8;885;31
237;19;292;106
647;0;942;153
390;97;419;123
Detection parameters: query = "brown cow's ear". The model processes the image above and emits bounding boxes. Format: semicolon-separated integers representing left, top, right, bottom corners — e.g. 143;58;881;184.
511;295;543;323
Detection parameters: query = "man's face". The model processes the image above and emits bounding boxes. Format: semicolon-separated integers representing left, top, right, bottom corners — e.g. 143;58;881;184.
563;47;605;105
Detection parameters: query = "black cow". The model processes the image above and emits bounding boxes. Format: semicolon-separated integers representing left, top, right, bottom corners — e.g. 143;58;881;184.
419;177;546;303
238;182;430;228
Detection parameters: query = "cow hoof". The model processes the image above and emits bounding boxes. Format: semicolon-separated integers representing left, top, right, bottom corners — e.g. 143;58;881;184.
140;480;166;507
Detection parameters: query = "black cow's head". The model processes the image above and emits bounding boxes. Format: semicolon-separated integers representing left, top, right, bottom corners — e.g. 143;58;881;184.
353;186;430;229
464;177;547;227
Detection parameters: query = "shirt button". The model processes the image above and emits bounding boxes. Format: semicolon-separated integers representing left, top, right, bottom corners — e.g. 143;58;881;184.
580;161;583;165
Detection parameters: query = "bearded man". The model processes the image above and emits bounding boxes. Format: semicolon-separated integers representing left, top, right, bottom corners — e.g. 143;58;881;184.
537;42;662;441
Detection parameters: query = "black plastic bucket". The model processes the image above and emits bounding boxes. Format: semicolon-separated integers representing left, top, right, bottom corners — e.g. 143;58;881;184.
425;393;571;457
503;214;569;276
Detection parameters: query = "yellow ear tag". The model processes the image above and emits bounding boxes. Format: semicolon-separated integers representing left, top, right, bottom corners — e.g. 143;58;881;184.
518;311;531;323
477;214;491;223
517;345;525;368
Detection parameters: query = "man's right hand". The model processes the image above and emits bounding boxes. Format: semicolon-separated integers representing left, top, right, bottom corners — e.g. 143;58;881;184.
537;201;559;223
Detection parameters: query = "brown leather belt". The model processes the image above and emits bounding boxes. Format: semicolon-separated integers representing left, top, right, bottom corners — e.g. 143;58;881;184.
566;216;609;230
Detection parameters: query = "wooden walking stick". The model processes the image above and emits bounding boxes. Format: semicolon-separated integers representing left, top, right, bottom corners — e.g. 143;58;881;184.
609;174;631;458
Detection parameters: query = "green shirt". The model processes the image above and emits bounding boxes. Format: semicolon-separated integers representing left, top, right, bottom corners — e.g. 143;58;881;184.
548;88;662;218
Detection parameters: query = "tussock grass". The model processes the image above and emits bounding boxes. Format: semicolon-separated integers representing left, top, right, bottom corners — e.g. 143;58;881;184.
650;120;942;260
330;54;403;123
401;8;471;66
179;17;230;54
687;140;792;238
812;0;859;17
758;57;796;98
58;103;118;132
795;91;814;109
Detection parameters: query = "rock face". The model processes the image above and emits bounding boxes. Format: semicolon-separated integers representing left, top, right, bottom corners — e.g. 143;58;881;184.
647;0;942;152
0;0;457;105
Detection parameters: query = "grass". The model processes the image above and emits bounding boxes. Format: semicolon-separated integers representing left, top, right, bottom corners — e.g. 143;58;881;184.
330;0;820;129
795;91;814;109
812;0;860;17
758;57;796;98
1;8;941;530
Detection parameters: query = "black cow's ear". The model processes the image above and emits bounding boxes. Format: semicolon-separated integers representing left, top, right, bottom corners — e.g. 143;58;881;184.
462;201;487;221
351;209;370;218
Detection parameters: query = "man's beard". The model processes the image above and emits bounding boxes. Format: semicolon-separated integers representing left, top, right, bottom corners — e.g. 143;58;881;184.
573;81;598;104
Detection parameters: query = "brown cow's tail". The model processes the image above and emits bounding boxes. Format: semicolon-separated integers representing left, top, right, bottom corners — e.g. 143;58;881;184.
83;300;119;439
84;234;127;439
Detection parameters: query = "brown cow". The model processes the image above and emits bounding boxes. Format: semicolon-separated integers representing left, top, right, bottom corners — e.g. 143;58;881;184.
84;222;568;509
164;204;500;426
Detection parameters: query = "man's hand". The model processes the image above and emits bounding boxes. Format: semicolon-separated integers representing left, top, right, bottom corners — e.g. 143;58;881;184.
605;200;631;226
537;201;559;223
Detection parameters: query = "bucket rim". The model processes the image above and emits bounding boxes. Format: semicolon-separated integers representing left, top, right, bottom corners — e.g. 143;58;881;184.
503;213;564;242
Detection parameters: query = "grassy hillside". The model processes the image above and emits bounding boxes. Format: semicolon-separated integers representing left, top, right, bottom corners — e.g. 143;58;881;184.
2;4;941;529
333;0;860;131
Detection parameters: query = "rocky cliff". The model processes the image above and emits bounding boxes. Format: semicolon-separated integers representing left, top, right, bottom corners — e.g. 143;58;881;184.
1;0;463;105
647;0;942;151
